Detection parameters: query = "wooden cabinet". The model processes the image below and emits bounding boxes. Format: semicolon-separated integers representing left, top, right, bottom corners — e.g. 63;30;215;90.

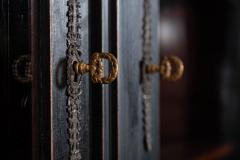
4;0;240;160
3;0;160;159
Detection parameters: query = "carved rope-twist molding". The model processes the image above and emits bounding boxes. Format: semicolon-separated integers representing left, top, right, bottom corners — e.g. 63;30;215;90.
66;0;82;159
142;0;153;151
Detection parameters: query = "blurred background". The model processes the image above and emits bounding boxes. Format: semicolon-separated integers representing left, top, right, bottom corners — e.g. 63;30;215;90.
159;0;240;159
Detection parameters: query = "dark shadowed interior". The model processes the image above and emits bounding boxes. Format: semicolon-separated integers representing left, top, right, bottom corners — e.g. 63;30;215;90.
160;0;240;159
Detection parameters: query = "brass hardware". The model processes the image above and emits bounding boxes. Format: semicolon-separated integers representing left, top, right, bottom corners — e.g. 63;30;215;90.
146;56;184;81
74;52;118;84
12;55;32;83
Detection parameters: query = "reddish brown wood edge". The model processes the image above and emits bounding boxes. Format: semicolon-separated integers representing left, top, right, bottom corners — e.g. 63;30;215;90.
193;144;233;160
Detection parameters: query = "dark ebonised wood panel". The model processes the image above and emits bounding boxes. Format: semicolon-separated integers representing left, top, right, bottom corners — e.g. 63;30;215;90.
1;0;32;159
89;0;103;160
32;0;51;159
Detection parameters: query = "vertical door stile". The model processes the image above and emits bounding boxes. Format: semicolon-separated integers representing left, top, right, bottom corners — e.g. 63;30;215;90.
89;0;103;159
109;0;119;159
101;0;110;159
